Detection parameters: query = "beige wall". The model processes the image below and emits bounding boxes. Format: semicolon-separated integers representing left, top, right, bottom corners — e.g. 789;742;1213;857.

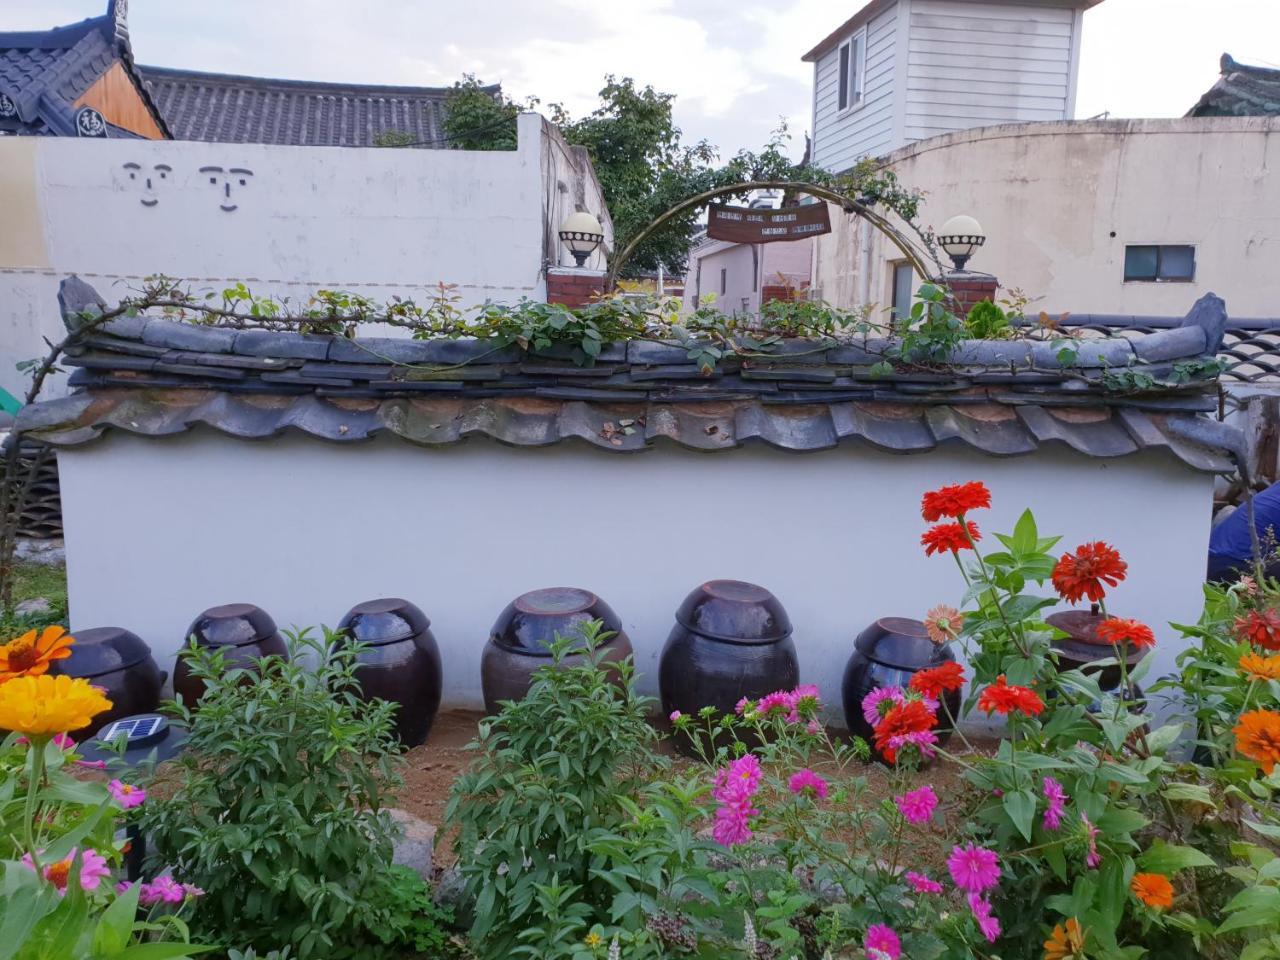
813;116;1280;320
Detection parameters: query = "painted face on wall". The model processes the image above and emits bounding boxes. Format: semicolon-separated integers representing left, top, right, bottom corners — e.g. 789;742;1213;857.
199;165;254;212
122;162;172;207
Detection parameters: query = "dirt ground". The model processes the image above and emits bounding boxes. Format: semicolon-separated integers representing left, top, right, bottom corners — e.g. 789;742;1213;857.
397;711;993;869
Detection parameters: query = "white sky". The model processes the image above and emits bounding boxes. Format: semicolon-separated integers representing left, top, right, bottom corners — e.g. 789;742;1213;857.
5;1;1278;161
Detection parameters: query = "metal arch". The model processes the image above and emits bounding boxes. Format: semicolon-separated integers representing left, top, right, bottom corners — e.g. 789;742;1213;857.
605;180;938;288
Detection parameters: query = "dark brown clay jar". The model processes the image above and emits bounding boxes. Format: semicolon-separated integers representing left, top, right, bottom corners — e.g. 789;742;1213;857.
659;580;799;721
841;617;961;761
481;587;631;715
1046;609;1148;693
336;598;442;747
172;603;287;708
49;627;164;740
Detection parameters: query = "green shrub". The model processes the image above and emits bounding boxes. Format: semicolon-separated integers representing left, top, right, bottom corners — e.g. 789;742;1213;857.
964;298;1011;339
142;628;446;959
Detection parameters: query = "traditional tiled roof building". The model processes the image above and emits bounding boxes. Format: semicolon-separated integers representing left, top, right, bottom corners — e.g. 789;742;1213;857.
1188;54;1280;118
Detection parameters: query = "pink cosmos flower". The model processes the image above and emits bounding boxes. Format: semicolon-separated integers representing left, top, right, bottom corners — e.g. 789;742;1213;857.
756;690;795;718
861;686;906;727
788;768;829;799
947;842;1001;894
884;728;939;761
735;697;752;715
967;892;1001;943
108;780;146;810
1042;776;1068;831
23;847;110;893
1081;812;1101;869
864;923;902;960
806;718;822;735
181;883;204;899
668;710;682;722
905;871;943;894
894;785;938;825
139;875;185;906
787;684;821;722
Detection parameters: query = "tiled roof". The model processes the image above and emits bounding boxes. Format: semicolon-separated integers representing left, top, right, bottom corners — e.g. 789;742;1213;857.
136;66;494;147
1188;54;1280;117
11;278;1241;474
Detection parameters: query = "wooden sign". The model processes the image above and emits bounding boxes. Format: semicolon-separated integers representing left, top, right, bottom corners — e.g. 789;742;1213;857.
706;202;831;243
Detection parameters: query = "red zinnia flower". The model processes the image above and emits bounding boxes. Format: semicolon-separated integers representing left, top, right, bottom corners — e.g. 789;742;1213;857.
1235;609;1280;652
977;675;1045;717
910;662;966;700
921;482;992;522
921;521;981;557
1051;541;1127;604
874;699;938;763
1096;617;1155;649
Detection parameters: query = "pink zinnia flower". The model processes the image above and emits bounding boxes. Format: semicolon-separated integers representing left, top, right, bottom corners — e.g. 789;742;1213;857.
947;842;1001;893
23;848;110;893
788;768;829;799
757;690;795;718
668;710;682;722
735;696;752;715
862;686;906;727
712;793;756;846
864;923;901;960
884;727;939;761
76;759;108;770
894;785;938;825
139;875;185;906
1042;776;1068;831
967;892;1001;943
181;883;204;899
714;754;762;800
1081;812;1101;869
787;684;821;722
905;871;943;894
108;780;146;810
806;718;822;735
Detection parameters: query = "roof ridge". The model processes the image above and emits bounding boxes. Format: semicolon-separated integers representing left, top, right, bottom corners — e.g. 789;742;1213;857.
136;64;498;99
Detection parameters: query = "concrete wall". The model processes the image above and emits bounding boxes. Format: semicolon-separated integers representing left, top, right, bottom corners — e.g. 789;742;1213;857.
812;117;1280;320
58;433;1214;729
0;113;612;402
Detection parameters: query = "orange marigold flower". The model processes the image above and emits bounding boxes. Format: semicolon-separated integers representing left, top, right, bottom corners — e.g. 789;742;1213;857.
1043;918;1086;960
978;675;1045;717
1130;872;1174;910
1240;652;1280;682
921;481;992;522
1051;541;1127;604
1096;617;1155;649
910;662;966;700
1234;708;1280;774
873;698;937;764
1235;609;1280;652
924;604;964;644
0;626;74;682
921;521;981;557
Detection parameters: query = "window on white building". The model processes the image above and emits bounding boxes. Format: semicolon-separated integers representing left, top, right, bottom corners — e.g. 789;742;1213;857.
891;262;914;323
720;268;727;295
837;27;867;113
1124;245;1195;282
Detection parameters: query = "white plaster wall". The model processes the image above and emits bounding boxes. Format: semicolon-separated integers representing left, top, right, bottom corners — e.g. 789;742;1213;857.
0;113;612;402
811;117;1280;320
58;433;1214;728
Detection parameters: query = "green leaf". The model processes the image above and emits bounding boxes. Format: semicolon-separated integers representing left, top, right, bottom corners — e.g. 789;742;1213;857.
1138;841;1216;874
93;880;141;955
1002;788;1037;841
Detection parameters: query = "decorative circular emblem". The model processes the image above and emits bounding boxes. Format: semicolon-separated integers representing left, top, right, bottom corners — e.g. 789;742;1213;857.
75;106;107;138
0;94;16;119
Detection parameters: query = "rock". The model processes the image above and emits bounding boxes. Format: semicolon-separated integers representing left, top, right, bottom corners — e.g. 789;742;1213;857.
15;598;52;617
387;808;435;881
14;538;65;566
433;865;468;908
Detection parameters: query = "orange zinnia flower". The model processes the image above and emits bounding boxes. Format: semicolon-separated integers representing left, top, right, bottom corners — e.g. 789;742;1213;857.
1051;541;1127;604
1240;652;1280;682
924;604;964;643
921;481;992;522
873;699;937;764
1043;918;1086;960
921;521;981;557
910;662;966;700
1096;617;1155;649
1130;872;1174;910
0;626;74;682
978;675;1045;717
1235;609;1280;652
1234;708;1280;774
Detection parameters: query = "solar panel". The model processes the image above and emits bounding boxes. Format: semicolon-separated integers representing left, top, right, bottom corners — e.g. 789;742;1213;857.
98;715;164;743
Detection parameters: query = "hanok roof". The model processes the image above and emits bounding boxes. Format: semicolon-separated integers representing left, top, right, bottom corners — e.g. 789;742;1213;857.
1188;54;1280;118
136;66;494;148
0;0;168;138
11;278;1240;474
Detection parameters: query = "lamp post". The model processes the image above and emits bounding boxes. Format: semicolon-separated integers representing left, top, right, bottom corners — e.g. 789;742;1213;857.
559;211;605;268
936;214;986;272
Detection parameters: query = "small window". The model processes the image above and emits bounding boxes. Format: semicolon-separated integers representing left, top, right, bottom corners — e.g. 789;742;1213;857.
720;268;727;295
891;262;914;322
837;27;867;113
1124;245;1195;282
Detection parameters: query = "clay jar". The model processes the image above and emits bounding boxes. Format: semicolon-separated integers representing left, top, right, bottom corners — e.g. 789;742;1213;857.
481;587;631;715
172;603;287;707
659;580;799;721
49;627;164;739
1046;608;1148;694
841;617;961;759
336;598;442;747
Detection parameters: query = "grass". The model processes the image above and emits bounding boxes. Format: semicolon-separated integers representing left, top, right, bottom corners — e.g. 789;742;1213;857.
3;560;68;633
